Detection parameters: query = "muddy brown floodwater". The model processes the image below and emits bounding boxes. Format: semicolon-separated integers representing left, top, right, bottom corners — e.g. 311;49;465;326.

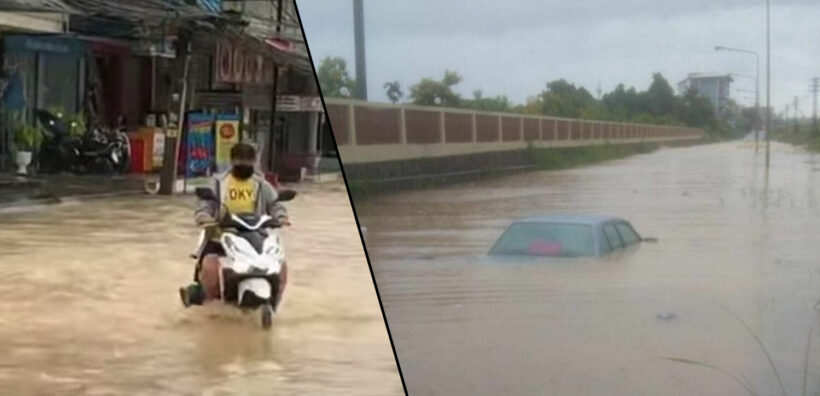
0;182;402;395
359;141;820;396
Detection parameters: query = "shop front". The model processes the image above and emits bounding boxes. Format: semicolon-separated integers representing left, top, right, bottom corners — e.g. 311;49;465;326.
0;34;85;172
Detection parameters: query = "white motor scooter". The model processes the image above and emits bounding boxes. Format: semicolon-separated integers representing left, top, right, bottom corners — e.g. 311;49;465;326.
192;187;295;329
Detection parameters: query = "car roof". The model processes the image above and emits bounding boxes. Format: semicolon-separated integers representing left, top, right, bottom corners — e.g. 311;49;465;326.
515;214;627;226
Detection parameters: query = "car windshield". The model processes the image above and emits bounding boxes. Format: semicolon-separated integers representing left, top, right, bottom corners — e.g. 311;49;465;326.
489;222;595;257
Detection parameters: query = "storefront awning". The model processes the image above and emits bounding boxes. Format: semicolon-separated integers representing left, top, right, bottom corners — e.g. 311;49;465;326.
0;0;76;13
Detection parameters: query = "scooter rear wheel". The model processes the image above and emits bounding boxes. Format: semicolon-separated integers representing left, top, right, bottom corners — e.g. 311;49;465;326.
261;303;274;329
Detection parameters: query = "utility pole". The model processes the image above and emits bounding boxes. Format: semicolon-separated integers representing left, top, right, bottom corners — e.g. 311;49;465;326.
811;77;819;137
267;0;284;172
794;96;800;134
764;0;770;167
159;34;193;195
352;0;367;100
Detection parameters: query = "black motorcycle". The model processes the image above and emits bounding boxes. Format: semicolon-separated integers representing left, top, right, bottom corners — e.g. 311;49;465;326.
35;110;130;175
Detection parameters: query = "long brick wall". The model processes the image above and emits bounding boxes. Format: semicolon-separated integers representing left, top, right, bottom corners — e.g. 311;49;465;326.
325;98;703;164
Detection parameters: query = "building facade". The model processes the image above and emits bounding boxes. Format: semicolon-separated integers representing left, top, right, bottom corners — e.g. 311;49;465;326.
677;73;733;116
0;0;333;182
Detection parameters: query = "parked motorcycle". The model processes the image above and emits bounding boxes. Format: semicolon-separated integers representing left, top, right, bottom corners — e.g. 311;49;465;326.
34;110;130;175
87;116;131;174
191;187;296;329
35;109;80;174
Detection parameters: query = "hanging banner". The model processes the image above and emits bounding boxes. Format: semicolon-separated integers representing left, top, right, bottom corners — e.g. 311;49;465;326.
185;113;214;178
215;114;241;172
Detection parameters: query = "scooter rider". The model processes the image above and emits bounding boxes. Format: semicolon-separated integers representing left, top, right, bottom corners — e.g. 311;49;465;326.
179;142;290;307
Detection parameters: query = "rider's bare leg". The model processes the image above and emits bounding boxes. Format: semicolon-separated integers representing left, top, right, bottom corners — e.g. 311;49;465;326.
199;254;222;300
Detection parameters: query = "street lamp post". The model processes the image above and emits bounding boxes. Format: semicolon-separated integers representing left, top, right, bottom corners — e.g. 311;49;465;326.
715;45;760;152
353;0;367;100
765;0;771;167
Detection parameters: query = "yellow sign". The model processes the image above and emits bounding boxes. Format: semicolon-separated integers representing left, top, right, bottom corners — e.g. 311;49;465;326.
215;116;240;171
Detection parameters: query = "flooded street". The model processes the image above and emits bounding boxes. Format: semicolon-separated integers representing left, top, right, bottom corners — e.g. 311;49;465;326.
360;142;820;395
0;183;402;395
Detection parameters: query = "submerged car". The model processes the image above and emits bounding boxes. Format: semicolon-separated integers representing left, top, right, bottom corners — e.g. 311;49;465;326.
489;215;651;258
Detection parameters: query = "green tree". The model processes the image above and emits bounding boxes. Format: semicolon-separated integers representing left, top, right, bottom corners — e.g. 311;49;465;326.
462;89;512;112
383;81;403;103
645;73;677;117
536;79;598;118
317;56;356;98
409;70;462;106
675;88;717;128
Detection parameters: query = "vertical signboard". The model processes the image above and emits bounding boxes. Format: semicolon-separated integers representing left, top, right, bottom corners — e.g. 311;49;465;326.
215;114;240;172
185;113;214;178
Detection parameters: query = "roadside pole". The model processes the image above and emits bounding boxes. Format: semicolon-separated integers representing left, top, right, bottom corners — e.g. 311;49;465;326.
159;36;192;195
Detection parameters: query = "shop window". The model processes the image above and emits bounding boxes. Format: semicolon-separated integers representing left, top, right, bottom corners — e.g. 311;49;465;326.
37;53;80;113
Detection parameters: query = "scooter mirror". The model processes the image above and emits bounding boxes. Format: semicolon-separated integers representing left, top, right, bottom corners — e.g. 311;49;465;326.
277;190;297;202
195;187;217;201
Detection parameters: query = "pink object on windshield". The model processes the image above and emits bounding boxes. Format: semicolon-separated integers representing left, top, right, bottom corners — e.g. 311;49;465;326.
528;240;562;255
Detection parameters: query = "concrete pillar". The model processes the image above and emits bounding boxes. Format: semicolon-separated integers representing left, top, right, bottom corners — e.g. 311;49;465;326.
497;115;502;142
348;103;356;145
538;117;543;141
471;112;477;143
399;107;407;144
519;116;524;141
439;111;446;144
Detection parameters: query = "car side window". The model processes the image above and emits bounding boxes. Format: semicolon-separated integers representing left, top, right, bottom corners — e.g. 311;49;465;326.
603;224;623;250
615;223;640;246
599;228;613;254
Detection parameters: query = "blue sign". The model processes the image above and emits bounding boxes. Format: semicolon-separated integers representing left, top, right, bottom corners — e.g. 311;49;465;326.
3;35;85;56
197;0;222;13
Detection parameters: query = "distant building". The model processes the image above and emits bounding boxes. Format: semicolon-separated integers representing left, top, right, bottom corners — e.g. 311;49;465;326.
677;73;733;116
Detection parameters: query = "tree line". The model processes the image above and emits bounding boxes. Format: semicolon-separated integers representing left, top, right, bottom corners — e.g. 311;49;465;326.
317;56;739;138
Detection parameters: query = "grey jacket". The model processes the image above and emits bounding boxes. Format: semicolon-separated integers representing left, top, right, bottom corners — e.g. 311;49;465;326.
195;171;287;224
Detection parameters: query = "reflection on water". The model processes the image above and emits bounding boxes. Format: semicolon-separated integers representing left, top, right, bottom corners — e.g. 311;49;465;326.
0;183;402;395
359;142;820;396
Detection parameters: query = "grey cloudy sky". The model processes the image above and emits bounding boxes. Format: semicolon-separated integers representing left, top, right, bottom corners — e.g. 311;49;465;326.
298;0;819;114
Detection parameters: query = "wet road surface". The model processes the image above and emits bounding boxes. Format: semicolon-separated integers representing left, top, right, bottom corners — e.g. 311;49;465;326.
0;182;402;395
359;141;820;395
